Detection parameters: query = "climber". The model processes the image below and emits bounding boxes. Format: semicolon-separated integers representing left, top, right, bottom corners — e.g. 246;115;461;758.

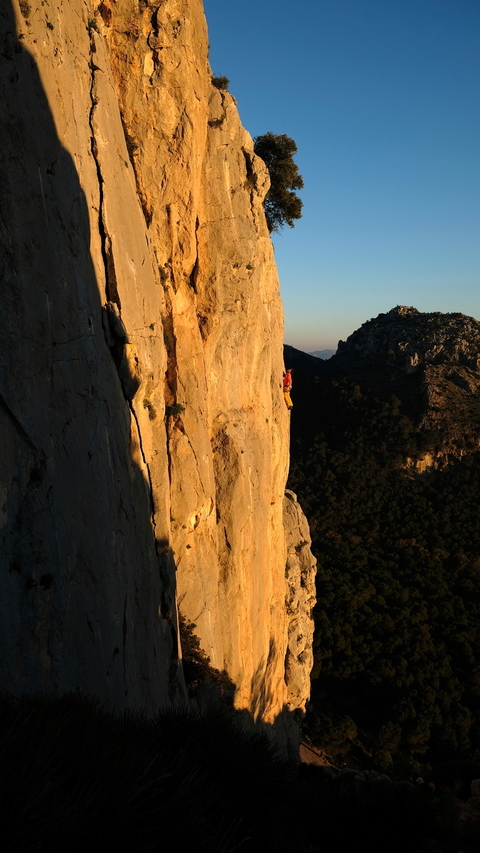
283;368;294;410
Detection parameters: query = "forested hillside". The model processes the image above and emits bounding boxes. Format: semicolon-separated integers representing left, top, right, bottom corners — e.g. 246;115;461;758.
286;308;480;775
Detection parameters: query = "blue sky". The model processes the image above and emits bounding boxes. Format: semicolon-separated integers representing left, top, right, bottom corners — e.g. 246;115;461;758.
203;0;480;352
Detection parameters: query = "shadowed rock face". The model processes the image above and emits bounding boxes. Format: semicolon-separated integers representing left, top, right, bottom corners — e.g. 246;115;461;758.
0;0;315;729
334;307;480;461
286;307;480;468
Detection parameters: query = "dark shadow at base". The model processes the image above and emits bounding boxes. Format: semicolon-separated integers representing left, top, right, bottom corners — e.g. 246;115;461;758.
177;608;305;763
0;688;448;853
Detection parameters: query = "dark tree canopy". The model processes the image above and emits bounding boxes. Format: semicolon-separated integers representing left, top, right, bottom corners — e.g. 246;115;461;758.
287;363;480;773
253;132;304;232
211;75;229;91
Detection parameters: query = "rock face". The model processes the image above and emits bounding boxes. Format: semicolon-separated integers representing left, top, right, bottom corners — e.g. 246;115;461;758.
334;306;480;462
336;306;480;375
0;0;315;729
283;491;316;714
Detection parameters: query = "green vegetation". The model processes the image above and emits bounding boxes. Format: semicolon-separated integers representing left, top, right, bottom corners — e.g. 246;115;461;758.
166;402;185;416
211;75;229;90
142;398;157;420
288;370;480;774
253;132;303;232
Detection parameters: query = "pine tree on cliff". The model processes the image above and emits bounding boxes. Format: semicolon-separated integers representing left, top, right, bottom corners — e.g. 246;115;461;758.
254;132;304;232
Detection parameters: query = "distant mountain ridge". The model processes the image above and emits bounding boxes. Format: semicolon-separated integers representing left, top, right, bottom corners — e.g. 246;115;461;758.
286;305;480;464
309;349;336;360
335;305;480;372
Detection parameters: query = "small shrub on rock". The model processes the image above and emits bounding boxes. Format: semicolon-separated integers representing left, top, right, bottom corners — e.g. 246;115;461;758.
211;75;229;90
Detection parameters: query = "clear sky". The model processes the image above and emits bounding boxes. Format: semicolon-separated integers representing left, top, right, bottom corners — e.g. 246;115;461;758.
203;0;480;352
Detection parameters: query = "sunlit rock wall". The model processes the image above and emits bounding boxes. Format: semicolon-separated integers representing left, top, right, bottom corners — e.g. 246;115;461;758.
0;0;315;726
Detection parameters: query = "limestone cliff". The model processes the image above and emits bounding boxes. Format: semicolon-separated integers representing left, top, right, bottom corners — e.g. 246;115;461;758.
283;491;316;714
0;0;315;728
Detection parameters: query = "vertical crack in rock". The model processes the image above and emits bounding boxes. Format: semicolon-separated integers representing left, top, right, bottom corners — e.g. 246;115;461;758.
146;6;162;77
87;30;120;309
165;421;174;518
242;149;257;223
242;149;256;189
188;218;200;293
161;279;180;501
128;399;158;539
87;28;156;539
149;4;160;39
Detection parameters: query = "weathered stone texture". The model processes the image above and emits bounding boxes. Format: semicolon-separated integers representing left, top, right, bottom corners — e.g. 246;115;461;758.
283;491;316;712
335;305;480;463
0;0;315;726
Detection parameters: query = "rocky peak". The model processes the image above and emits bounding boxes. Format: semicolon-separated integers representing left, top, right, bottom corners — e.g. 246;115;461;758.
336;306;480;375
332;307;480;465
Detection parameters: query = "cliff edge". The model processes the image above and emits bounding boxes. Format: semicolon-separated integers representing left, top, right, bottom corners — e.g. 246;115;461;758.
0;0;315;730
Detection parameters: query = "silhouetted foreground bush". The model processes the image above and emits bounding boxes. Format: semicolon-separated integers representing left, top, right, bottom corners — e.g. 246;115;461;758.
0;692;463;852
297;765;444;853
0;692;296;852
